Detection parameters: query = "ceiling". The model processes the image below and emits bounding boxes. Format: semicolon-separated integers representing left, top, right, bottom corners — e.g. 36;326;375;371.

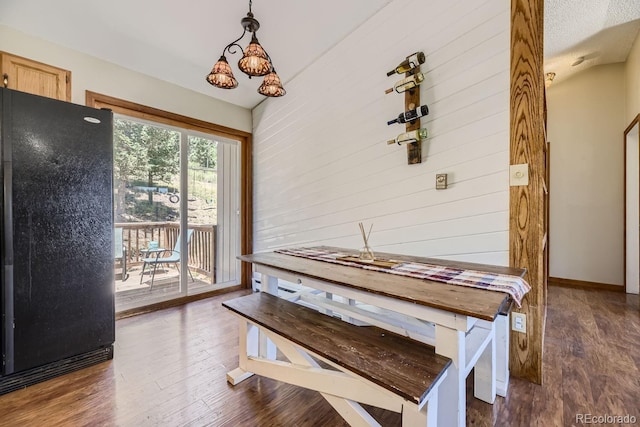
0;0;392;109
544;0;640;86
1;1;639;109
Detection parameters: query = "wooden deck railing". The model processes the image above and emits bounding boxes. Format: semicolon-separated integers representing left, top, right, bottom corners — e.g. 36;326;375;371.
116;222;216;283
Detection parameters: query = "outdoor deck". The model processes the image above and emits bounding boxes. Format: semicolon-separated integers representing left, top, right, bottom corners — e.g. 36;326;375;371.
115;263;213;309
114;222;218;310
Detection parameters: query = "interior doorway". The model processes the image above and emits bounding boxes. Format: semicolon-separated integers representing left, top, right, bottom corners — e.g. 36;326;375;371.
624;114;640;295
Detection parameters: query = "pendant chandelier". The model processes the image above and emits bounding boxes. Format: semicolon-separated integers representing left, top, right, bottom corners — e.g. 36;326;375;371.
206;0;286;97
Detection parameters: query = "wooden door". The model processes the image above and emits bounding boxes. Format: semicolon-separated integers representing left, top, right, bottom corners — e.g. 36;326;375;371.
1;52;71;101
624;115;640;294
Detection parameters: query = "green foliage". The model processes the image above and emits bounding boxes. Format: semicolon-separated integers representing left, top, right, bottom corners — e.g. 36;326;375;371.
189;136;217;168
113;120;148;188
114;118;179;221
146;126;180;185
114;119;179;186
113;119;219;224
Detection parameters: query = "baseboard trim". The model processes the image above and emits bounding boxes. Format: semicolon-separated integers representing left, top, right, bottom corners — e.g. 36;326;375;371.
548;277;624;292
116;285;245;319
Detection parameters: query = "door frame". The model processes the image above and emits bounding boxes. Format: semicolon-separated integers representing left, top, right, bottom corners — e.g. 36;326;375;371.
85;91;253;288
624;114;640;294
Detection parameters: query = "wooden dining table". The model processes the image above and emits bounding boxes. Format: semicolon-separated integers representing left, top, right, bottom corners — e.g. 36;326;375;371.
239;246;526;427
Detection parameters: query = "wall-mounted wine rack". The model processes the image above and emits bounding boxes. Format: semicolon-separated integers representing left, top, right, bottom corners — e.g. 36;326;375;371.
403;66;422;165
385;52;427;165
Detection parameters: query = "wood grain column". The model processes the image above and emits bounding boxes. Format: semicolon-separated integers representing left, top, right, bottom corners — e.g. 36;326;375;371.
510;0;545;384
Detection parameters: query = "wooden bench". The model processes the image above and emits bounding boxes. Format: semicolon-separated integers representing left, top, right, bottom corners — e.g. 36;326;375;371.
223;292;451;426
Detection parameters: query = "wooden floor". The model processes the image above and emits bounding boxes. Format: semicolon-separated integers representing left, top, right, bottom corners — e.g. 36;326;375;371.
0;286;638;426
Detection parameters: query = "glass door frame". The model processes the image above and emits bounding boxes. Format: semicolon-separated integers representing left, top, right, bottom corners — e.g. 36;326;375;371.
86;91;253;313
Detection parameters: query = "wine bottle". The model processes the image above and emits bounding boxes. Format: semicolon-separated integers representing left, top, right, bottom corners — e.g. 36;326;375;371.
387;52;426;76
387;128;428;145
387;104;430;125
384;72;424;94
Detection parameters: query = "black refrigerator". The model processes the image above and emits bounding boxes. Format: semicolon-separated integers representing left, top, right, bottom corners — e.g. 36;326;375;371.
0;88;115;395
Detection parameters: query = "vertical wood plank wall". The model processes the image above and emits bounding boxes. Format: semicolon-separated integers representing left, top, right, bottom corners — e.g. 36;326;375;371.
509;0;545;384
252;0;511;266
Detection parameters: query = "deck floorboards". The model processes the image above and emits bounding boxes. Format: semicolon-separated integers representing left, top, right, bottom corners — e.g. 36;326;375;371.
115;263;215;311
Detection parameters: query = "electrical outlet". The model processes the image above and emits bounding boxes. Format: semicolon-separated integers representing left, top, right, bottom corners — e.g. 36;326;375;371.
512;312;527;333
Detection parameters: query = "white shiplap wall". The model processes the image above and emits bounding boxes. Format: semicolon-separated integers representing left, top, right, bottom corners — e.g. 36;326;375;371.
252;0;510;265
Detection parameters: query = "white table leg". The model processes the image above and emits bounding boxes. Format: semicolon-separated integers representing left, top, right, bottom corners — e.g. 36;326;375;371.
474;321;496;403
259;273;278;360
261;273;279;295
344;298;356;323
495;314;510;396
319;292;333;316
435;325;465;427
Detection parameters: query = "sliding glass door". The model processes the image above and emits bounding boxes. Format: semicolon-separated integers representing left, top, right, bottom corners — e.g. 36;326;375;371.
113;115;241;311
186;133;240;294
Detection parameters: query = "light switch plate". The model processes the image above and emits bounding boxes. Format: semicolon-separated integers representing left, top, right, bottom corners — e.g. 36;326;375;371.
509;164;529;186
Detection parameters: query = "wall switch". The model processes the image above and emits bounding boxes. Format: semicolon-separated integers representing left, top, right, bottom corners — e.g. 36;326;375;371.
436;173;448;189
512;312;527;333
509;164;529;186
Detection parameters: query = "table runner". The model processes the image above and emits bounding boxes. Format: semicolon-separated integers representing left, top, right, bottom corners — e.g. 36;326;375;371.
275;247;530;307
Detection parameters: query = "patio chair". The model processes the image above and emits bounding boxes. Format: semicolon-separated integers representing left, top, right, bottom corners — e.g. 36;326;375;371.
140;229;194;289
115;227;129;281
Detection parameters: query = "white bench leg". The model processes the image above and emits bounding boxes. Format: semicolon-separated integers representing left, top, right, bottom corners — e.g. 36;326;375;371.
227;320;256;385
326;396;381;427
403;390;438;426
402;404;427;426
435;326;465;427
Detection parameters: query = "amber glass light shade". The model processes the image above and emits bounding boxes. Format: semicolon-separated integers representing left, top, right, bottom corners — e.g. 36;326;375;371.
206;56;238;89
238;34;271;77
258;70;286;97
